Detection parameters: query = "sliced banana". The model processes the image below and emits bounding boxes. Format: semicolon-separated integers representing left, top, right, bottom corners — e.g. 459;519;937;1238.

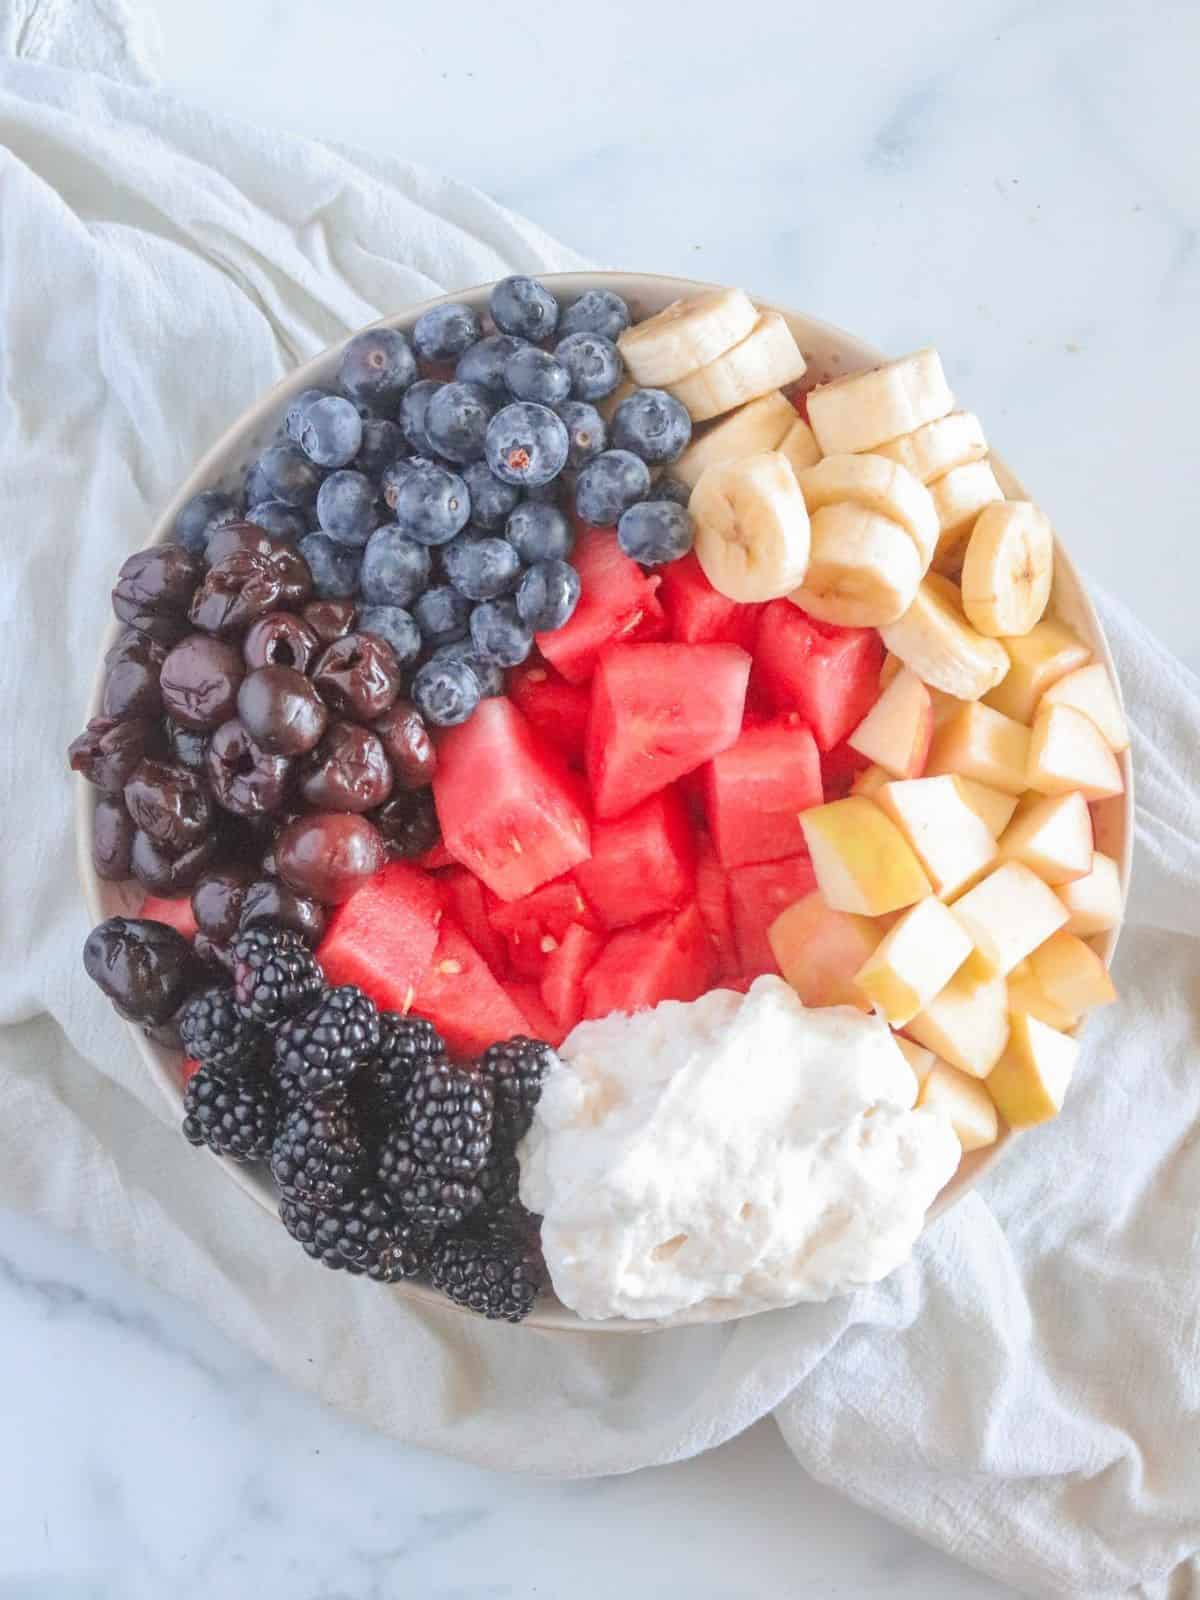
777;417;822;474
930;459;1005;567
795;453;938;570
881;572;1011;700
617;287;758;388
597;377;637;425
874;411;988;483
807;348;953;455
673;390;797;490
789;503;921;628
690;450;811;603
960;501;1054;638
668;312;807;422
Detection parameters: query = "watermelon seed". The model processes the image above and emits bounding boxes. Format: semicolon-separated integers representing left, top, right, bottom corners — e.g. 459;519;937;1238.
540;935;558;954
439;959;464;976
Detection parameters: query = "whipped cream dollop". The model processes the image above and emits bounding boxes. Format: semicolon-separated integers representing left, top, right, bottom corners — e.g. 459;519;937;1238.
519;976;960;1322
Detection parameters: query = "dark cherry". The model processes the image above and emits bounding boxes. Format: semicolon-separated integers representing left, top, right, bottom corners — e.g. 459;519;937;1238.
112;544;202;639
159;633;246;729
68;716;155;794
372;788;440;859
203;529;311;607
102;630;167;720
239;878;327;946
165;720;210;773
301;598;357;646
141;1013;186;1052
131;829;218;894
298;722;393;813
192;931;236;974
83;916;205;1025
92;795;135;881
191;862;256;941
243;612;319;673
372;699;436;790
274;811;384;904
311;633;401;721
189;550;297;636
123;759;212;852
205;719;292;816
204;522;290;566
236;666;328;756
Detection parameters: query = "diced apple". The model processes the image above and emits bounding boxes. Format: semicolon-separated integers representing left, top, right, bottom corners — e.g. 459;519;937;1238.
1027;930;1117;1022
846;667;934;780
906;952;1010;1079
1040;662;1129;752
987;1010;1079;1127
998;791;1094;885
799;797;932;916
918;1058;1000;1152
949;861;1068;976
956;778;1019;838
894;1034;937;1087
850;763;890;800
1026;703;1124;801
983;619;1091;724
1056;851;1123;937
926;701;1031;795
1007;959;1078;1031
853;895;974;1026
876;774;998;899
768;892;881;1011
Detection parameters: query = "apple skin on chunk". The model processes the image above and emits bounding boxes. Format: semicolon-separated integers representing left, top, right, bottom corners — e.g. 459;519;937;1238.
987;1010;1079;1128
799;796;931;917
1056;851;1123;937
768;892;882;1011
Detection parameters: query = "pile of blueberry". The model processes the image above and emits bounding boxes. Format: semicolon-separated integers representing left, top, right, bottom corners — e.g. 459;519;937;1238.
174;276;697;731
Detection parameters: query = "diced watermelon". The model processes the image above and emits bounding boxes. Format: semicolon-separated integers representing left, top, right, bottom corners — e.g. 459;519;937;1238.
487;874;598;978
694;830;738;978
540;921;606;1034
415;840;455;871
582;902;716;1020
434;698;592;901
503;980;568;1048
754;601;884;751
819;738;873;800
141;895;197;941
728;854;818;979
585;642;751;819
506;660;591;764
574;787;695;929
658;553;761;650
319;861;444;1010
409;919;532;1056
440;868;507;975
536;526;666;684
180;1056;202;1086
702;718;822;869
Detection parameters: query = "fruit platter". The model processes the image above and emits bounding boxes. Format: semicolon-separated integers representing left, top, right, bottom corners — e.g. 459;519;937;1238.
72;272;1131;1331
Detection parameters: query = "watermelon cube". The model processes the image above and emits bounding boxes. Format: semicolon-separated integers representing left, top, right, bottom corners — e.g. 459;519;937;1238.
503;980;568;1048
141;895;198;941
702;718;822;869
658;552;761;649
819;738;873;800
506;660;591;764
574;787;695;929
694;830;738;978
415;840;455;871
540;921;606;1035
409;920;532;1056
536;526;666;684
728;854;819;979
319;861;443;1011
582;902;716;1021
754;601;884;751
434;698;592;902
440;868;508;975
585;642;751;820
488;874;597;979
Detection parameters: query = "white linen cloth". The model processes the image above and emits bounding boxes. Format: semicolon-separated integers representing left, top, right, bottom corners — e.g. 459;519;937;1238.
1;10;1197;1597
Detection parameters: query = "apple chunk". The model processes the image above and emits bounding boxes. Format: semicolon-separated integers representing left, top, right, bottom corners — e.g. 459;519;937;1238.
956;778;1020;838
1057;851;1123;937
1027;703;1124;801
853;896;974;1026
851;763;890;800
768;892;881;1010
894;1034;937;1087
799;797;932;916
998;791;1094;884
926;701;1031;795
983;618;1091;724
987;1010;1079;1127
1040;662;1129;752
847;667;934;779
1027;930;1117;1022
906;952;1010;1078
1006;959;1077;1031
950;861;1068;976
876;774;998;899
918;1058;1000;1152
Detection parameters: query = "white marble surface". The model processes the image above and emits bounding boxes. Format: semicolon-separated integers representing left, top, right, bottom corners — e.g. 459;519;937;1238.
3;0;1196;1595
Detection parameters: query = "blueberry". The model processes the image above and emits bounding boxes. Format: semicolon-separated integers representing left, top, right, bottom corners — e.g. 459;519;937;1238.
411;656;481;728
617;500;694;566
381;456;418;511
555;400;607;470
392;461;471;546
611;388;692;464
460;461;520;531
503;346;571;406
555;331;624;402
357;604;422;666
558;289;631;343
175;490;242;555
654;476;692;509
414;584;472;644
489;276;559;342
522;480;562;505
337;328;417;413
504;501;573;564
316;469;380;547
298;533;361;599
485;403;569;488
285;387;331;443
470;598;533;667
574;449;651;526
298;394;364;469
442;533;521;600
515;559;581;632
246;500;308;541
359;525;432;607
245;443;322;510
398;379;442;454
456;334;530;399
424;381;496;464
429;639;504;699
356;417;404;478
412;302;483;364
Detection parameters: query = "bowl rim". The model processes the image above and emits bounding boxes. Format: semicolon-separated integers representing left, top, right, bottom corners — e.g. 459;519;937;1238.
75;270;1134;1333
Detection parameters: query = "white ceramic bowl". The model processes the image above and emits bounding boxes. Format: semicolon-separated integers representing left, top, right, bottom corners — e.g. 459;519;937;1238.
75;272;1133;1332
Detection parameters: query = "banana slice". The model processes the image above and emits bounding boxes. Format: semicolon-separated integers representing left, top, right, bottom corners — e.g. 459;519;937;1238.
777;417;822;474
789;503;921;628
617;287;758;388
930;460;1005;567
960;501;1053;638
795;453;938;570
874;411;988;483
807;348;953;455
668;312;808;422
691;450;811;603
673;391;797;489
597;377;637;424
881;572;1011;700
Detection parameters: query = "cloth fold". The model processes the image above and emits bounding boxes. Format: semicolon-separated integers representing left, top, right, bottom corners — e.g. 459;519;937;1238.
1;15;1196;1598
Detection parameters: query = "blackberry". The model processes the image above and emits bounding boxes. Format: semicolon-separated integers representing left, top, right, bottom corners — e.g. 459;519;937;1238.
231;925;324;1026
280;1185;429;1281
183;1064;278;1160
274;985;381;1100
429;1222;545;1322
482;1036;555;1140
356;1012;445;1125
377;1126;482;1228
405;1056;494;1178
476;1139;535;1237
178;985;265;1073
270;1093;369;1203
